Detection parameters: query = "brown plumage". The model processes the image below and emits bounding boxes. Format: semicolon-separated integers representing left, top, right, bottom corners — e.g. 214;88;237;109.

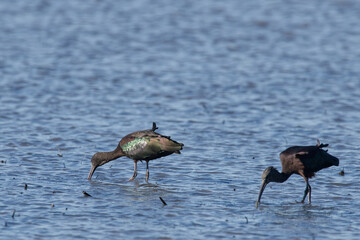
88;122;184;182
256;140;339;208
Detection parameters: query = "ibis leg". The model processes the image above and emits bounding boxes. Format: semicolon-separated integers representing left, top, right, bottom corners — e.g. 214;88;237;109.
301;184;309;203
129;161;138;181
300;176;311;203
145;161;150;182
299;172;311;203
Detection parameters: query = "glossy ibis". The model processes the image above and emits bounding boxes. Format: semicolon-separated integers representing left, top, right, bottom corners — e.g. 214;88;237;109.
256;140;339;208
88;122;184;182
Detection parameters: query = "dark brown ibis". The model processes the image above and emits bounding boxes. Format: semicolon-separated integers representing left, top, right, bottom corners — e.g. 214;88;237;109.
256;140;339;208
88;122;184;182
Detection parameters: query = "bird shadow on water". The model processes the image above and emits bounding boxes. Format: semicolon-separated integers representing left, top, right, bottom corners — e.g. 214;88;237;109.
134;181;159;189
87;179;173;199
259;202;337;220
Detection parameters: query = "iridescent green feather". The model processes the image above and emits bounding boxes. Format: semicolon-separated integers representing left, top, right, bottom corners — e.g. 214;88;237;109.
120;137;149;155
120;134;183;161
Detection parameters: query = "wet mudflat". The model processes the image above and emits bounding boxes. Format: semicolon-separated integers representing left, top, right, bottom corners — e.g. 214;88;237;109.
1;0;360;239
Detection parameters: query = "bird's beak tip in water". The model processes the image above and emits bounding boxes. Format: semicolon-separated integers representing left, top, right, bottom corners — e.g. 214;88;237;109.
256;180;267;208
88;164;97;180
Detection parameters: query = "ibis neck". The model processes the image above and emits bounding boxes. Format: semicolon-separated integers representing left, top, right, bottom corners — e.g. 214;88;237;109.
98;147;125;165
272;170;292;183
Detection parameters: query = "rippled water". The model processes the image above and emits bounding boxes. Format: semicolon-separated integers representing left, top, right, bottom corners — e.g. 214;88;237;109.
1;0;360;239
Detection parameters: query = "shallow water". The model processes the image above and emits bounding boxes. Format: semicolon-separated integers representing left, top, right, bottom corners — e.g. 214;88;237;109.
1;0;360;239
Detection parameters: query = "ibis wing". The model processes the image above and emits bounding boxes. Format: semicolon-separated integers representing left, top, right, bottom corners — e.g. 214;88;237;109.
294;147;336;173
120;137;149;159
120;131;183;161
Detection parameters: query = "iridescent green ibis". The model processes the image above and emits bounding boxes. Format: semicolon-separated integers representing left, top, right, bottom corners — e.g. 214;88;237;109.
256;140;339;208
88;123;184;182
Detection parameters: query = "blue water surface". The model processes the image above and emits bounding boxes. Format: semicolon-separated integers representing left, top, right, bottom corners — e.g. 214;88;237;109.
1;0;360;239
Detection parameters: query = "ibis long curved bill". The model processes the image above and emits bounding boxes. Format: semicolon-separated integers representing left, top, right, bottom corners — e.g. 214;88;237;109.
256;180;267;208
88;164;97;180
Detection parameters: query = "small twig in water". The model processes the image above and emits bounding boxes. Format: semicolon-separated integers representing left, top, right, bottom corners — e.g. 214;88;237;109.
245;216;248;224
12;210;16;218
24;183;27;190
82;191;92;197
159;197;167;205
57;148;63;157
